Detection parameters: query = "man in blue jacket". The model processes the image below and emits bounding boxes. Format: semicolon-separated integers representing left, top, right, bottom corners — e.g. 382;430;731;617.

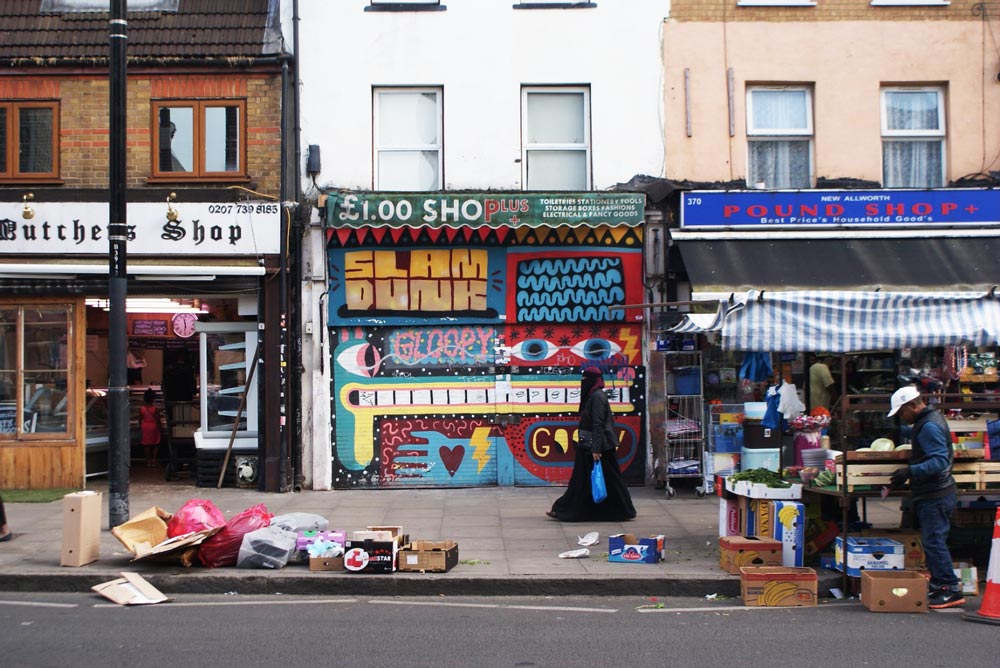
888;386;965;610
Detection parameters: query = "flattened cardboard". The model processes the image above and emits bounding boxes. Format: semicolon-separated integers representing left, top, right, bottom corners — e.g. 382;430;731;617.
61;491;102;567
111;507;172;556
92;572;170;606
398;541;459;573
111;506;219;564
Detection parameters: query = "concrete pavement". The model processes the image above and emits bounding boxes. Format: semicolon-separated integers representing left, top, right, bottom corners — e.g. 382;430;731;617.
0;470;896;598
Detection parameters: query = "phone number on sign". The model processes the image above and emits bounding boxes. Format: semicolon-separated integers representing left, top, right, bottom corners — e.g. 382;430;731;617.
206;203;280;215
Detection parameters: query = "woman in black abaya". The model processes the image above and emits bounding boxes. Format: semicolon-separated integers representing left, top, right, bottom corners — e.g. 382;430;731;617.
547;367;636;522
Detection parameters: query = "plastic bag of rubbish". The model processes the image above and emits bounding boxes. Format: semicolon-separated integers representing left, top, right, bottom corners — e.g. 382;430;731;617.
577;532;599;546
558;548;590;559
236;525;298;569
269;512;329;534
307;540;344;559
199;503;272;568
167;498;227;538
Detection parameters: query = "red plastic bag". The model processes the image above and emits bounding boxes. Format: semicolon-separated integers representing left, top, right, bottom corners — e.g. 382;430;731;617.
198;504;272;568
167;499;227;538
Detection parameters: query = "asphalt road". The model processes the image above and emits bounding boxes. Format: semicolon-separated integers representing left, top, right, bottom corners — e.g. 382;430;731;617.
0;592;994;667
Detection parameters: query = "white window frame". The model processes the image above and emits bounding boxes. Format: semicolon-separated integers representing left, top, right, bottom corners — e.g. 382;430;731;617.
880;86;946;188
745;86;814;190
373;87;443;191
521;86;592;191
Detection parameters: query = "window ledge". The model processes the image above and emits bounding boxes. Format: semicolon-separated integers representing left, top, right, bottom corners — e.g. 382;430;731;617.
737;1;816;6
870;1;949;5
513;2;597;8
145;175;252;185
365;3;447;11
0;178;64;185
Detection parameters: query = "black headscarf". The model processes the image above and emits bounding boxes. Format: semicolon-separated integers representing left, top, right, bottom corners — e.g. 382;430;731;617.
579;367;605;413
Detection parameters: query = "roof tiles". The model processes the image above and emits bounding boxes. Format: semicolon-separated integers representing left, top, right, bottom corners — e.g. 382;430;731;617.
0;0;281;61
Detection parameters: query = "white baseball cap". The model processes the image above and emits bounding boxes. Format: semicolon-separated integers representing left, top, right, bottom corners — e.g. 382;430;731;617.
887;386;920;417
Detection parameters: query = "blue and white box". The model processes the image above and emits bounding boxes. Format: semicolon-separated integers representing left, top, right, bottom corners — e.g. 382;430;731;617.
833;536;905;577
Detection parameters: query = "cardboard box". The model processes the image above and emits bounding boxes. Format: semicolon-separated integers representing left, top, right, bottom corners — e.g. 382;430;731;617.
861;570;928;613
297;530;347;552
309;556;345;571
861;529;925;570
834;536;905;577
92;572;170;606
719;536;783;574
719;497;741;538
608;534;665;564
740;566;817;607
954;562;980;596
752;500;805;567
61;491;102;567
726;478;803;500
398;541;460;573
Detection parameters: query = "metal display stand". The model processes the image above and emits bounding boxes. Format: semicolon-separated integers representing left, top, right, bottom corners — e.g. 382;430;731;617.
664;351;707;498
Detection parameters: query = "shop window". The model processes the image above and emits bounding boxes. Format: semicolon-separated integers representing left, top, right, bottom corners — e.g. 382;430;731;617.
0;305;72;439
151;100;246;180
373;87;442;191
521;86;591;191
196;322;258;446
0;101;59;181
746;86;813;190
881;87;945;188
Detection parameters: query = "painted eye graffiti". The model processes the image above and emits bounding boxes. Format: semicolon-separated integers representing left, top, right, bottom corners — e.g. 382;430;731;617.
570;338;621;361
336;342;382;377
509;338;559;362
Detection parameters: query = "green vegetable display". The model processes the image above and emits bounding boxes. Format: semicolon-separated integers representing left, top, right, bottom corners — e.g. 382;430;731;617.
729;468;792;488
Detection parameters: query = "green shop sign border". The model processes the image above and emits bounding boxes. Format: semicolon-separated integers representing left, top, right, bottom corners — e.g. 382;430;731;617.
327;192;646;229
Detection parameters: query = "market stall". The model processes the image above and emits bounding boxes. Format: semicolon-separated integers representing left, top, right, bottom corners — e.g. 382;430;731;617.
670;288;1000;590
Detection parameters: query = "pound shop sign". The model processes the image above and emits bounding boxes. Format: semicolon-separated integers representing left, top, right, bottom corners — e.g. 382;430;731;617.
681;189;1000;229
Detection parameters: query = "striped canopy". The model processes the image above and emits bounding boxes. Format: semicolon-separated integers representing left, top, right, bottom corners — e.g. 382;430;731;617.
671;290;1000;352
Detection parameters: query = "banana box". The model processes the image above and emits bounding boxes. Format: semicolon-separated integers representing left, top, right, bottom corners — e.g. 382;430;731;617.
833;536;905;577
753;500;805;567
740;566;817;607
719;536;783;574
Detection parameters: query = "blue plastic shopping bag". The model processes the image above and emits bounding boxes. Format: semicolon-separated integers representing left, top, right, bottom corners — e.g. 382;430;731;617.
591;460;608;503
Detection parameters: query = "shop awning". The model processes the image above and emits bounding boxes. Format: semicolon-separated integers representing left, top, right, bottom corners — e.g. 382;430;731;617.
687;290;1000;352
672;235;1000;295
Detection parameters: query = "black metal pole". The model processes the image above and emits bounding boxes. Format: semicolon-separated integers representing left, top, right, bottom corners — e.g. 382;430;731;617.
108;0;129;528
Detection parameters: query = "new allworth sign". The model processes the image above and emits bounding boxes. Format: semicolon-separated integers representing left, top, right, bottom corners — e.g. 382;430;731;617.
681;189;1000;229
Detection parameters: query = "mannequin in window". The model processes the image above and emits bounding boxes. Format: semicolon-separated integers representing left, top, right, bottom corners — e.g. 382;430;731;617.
158;117;189;172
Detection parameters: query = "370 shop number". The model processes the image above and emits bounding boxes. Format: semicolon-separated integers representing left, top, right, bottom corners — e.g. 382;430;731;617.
207;203;279;215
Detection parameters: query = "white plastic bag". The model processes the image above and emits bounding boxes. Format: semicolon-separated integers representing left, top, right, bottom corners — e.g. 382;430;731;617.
236;526;297;569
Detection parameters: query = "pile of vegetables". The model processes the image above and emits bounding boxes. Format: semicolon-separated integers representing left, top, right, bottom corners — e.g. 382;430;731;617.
729;468;791;488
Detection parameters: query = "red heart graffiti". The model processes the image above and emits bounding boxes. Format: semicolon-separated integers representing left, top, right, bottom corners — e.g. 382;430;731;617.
439;445;465;477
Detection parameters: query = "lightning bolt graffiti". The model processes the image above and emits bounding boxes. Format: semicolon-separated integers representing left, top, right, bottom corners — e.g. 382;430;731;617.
618;327;639;365
470;425;493;474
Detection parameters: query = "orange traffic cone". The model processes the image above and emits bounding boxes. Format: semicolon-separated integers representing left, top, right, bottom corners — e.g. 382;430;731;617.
963;507;1000;625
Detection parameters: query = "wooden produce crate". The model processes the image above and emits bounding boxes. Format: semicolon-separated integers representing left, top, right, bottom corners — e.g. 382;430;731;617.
836;462;980;492
980;461;1000;489
953;461;981;490
836;464;895;492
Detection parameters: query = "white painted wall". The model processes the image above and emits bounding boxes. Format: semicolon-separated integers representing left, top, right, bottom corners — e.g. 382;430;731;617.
294;0;668;191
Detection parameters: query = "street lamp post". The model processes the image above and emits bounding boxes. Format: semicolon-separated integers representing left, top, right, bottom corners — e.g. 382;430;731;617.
108;0;129;528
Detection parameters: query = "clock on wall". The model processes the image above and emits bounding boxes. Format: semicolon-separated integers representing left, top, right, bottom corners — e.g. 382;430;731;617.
172;312;198;338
